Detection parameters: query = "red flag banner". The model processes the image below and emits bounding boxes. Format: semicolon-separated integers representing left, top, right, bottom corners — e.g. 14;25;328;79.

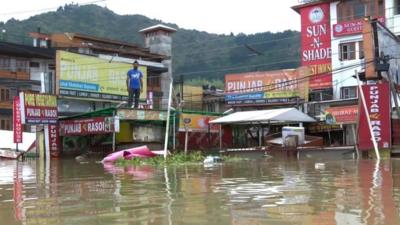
13;96;23;143
358;83;391;150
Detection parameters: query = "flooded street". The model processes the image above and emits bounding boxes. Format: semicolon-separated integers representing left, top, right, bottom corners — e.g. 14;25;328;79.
1;158;400;225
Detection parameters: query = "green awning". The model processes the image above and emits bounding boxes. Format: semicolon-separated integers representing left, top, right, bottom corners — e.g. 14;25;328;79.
58;107;116;120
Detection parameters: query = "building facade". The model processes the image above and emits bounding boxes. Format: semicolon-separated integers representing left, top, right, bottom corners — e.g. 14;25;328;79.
0;41;55;130
29;25;175;114
292;0;400;146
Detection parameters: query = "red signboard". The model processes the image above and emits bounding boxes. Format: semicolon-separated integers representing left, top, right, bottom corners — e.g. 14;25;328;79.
48;124;60;157
358;83;391;150
333;17;385;37
300;3;332;90
325;105;358;124
19;92;58;125
13;96;23;143
60;116;116;136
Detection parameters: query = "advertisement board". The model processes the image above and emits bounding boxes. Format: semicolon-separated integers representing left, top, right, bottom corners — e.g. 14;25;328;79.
225;69;308;105
358;83;391;150
324;105;358;124
333;17;385;37
179;113;220;132
13;96;22;143
117;109;167;121
300;3;332;90
19;92;58;125
57;51;147;100
60;116;118;136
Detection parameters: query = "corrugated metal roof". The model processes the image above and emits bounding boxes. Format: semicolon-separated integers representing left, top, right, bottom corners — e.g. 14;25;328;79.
210;108;316;124
0;41;55;59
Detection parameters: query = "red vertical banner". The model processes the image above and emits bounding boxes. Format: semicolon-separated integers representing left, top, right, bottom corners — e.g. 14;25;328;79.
300;3;332;90
358;83;391;150
13;96;23;143
48;124;60;157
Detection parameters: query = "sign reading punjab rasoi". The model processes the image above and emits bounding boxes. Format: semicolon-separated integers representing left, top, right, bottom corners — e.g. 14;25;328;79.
19;92;58;125
57;50;147;100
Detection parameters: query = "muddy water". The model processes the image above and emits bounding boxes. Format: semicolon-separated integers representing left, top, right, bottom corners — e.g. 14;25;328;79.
0;158;400;225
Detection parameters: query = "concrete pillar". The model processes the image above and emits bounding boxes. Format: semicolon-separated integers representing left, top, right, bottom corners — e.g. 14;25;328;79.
139;24;176;110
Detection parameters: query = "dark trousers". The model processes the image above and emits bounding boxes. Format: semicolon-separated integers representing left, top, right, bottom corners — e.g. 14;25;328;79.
128;89;140;108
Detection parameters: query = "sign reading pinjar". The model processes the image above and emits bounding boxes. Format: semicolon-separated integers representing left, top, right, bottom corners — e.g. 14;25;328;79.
19;92;58;124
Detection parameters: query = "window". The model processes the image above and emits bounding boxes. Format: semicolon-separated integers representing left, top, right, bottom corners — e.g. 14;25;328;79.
359;41;364;59
0;118;12;130
29;62;40;68
339;42;356;61
16;59;29;72
341;86;358;99
207;103;215;112
309;88;333;101
5;89;9;101
396;0;400;15
0;57;10;70
337;0;385;22
0;88;10;102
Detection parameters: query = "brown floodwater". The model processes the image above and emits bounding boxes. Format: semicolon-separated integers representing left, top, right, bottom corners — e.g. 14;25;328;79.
0;158;400;225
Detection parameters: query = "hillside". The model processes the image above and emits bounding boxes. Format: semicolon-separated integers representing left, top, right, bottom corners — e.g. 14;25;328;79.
0;4;301;85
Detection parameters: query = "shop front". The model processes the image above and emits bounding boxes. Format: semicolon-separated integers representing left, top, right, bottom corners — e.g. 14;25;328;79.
59;108;168;156
310;105;358;146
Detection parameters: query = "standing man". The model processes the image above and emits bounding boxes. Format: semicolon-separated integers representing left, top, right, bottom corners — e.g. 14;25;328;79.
126;60;143;108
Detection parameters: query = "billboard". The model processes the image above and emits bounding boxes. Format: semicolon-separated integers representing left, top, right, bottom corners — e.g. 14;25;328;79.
57;51;147;101
225;69;308;105
59;116;119;136
300;3;332;90
358;83;391;150
19;92;58;125
324;105;358;124
179;113;220;132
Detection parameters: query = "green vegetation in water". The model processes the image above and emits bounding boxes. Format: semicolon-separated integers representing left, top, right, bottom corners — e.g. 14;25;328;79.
116;152;245;166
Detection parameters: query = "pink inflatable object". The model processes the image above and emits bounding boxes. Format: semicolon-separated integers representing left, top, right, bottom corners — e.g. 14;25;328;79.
102;145;157;163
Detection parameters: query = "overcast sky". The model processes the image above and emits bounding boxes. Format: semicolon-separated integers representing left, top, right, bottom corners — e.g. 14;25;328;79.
0;0;301;34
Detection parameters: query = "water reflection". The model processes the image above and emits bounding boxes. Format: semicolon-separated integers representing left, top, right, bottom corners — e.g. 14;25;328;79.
1;159;400;224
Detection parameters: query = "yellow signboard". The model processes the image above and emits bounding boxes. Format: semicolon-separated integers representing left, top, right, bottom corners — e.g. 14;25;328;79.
57;51;147;99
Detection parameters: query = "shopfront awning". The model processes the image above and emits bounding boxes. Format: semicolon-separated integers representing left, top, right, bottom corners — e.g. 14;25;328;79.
209;108;316;125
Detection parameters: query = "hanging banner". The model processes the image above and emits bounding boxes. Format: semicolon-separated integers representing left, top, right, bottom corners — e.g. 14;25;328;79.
19;92;58;125
324;105;358;124
60;116;118;136
13;96;23;143
358;83;391;150
300;3;332;90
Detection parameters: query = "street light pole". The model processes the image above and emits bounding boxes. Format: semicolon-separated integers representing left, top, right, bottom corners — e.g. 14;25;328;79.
163;77;173;159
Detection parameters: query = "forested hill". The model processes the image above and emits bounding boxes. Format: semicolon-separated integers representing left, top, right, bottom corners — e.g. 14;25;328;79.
0;4;301;86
